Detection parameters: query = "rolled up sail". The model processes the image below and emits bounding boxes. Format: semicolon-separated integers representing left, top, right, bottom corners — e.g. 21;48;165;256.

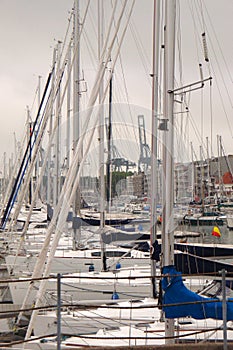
162;265;233;320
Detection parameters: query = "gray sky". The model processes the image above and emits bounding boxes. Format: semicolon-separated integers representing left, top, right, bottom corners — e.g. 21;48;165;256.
0;0;233;169
0;0;74;160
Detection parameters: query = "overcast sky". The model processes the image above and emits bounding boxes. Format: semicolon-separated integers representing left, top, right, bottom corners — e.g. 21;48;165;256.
0;0;74;163
0;0;233;169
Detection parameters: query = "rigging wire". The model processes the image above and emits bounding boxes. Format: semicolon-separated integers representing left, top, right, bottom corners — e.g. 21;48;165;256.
197;1;214;157
24;0;137;340
183;1;212;158
202;1;233;84
2;6;78;234
60;6;74;63
109;0;144;153
209;74;214;157
200;1;233;141
128;12;151;86
175;2;190;163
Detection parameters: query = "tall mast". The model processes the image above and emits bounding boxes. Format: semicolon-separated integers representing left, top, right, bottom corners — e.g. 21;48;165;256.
27;105;32;207
206;136;210;199
150;0;161;299
106;74;113;213
47;48;57;209
73;0;80;150
3;152;6;202
66;42;72;171
200;145;205;210
217;135;223;200
190;142;195;202
98;0;107;271
73;0;81;250
54;41;62;205
35;75;42;187
162;0;176;342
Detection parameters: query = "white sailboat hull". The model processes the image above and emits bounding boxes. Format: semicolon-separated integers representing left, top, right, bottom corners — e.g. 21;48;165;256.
9;266;153;306
33;298;159;337
5;249;150;275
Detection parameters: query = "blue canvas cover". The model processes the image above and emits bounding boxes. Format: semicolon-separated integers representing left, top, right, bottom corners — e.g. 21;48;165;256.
162;265;233;320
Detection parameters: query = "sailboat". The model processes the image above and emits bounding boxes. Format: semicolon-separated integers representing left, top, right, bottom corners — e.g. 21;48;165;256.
159;1;233;346
3;1;233;348
19;2;192;348
182;206;225;226
71;0;233;345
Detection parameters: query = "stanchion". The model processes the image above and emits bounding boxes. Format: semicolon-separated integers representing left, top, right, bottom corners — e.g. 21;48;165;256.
57;273;61;350
221;269;227;350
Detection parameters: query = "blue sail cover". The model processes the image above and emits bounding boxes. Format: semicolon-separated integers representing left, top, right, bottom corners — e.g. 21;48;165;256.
162;265;233;320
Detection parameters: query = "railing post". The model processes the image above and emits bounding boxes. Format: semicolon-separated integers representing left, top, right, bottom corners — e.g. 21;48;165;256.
57;273;61;350
221;269;227;350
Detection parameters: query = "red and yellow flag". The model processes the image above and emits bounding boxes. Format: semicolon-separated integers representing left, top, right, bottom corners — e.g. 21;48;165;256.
212;226;221;237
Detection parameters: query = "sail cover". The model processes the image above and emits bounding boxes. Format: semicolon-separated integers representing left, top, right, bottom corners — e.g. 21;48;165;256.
162;265;233;320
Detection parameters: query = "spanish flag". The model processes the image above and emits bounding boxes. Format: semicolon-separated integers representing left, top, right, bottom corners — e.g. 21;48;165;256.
212;226;221;237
